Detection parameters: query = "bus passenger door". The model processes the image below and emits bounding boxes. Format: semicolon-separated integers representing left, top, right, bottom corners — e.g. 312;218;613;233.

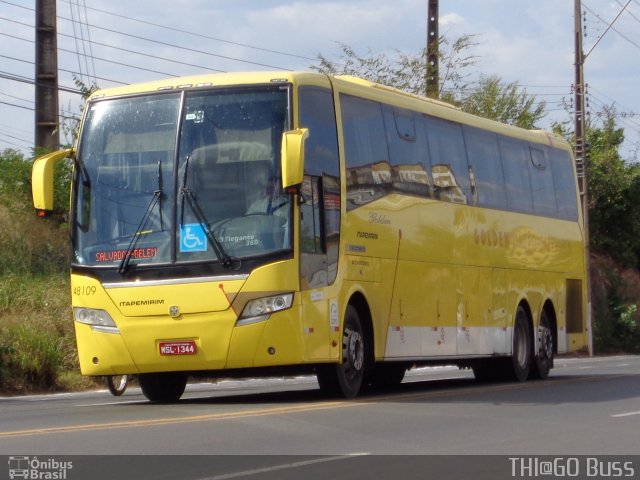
297;85;341;362
299;175;330;360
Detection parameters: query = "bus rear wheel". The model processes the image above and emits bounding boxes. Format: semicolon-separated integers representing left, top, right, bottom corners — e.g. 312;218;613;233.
317;305;368;398
530;310;554;379
508;306;532;382
139;372;187;403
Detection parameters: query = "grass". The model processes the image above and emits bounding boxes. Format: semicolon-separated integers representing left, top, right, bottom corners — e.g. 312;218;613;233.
0;273;95;393
0;195;99;394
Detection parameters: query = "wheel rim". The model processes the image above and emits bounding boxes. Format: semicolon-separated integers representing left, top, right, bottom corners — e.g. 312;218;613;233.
342;327;364;380
540;326;553;359
112;375;127;391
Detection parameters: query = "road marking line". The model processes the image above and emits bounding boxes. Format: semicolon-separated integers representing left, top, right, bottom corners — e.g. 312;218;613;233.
611;411;640;418
198;454;368;480
1;373;634;438
0;400;356;438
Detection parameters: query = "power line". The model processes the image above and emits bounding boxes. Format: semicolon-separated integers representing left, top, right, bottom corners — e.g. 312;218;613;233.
0;128;31;145
0;30;179;80
0;121;31;136
617;0;640;24
0;70;82;95
0;0;299;71
0;133;31;148
53;0;316;62
1;49;127;87
583;2;640;56
55;13;293;71
0;98;79;122
0;15;224;75
0;90;34;104
0;99;37;111
68;0;86;84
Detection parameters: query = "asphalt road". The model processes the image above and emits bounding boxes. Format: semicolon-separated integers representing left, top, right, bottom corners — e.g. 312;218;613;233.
1;355;639;479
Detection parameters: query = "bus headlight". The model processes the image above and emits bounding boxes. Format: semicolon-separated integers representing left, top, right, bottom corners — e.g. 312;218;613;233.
73;307;119;333
237;293;294;326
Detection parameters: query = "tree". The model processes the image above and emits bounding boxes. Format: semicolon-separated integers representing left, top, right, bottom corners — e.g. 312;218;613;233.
585;107;640;268
457;75;546;129
313;37;546;129
554;107;640;353
314;34;478;98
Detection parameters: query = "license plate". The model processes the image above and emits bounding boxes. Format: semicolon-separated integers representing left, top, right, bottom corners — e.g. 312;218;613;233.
159;340;196;356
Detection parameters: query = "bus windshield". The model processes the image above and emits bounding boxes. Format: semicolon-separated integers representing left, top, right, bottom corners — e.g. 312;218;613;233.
72;86;291;269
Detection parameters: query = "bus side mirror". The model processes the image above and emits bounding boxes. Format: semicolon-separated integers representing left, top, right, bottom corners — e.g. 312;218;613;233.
32;148;74;216
280;128;308;190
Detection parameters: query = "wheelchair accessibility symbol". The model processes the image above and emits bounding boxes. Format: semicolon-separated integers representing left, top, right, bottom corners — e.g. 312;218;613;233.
180;224;208;252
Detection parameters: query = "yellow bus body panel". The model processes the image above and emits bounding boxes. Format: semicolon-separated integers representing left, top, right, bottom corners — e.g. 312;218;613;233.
71;258;320;376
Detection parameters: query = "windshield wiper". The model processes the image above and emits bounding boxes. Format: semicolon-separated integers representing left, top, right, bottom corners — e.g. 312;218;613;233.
118;160;163;274
180;155;235;268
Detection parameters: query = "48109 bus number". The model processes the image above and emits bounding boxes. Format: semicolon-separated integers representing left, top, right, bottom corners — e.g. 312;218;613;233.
73;285;97;296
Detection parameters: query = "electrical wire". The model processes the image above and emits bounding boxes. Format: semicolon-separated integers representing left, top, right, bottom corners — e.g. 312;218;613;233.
583;2;640;55
0;15;225;75
53;0;316;62
55;14;293;71
0;0;299;71
0;30;179;79
0;70;82;95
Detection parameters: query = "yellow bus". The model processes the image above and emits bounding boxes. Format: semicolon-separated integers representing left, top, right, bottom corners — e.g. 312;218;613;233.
32;72;588;401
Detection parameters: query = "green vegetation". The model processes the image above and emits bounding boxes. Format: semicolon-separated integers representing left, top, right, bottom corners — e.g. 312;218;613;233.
584;112;640;353
0;148;97;393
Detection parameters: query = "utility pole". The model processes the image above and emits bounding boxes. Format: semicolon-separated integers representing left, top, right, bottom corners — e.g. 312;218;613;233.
574;0;592;356
426;0;439;98
574;0;586;188
35;0;60;151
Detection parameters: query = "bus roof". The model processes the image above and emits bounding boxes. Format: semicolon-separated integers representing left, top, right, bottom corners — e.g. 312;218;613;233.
87;71;571;152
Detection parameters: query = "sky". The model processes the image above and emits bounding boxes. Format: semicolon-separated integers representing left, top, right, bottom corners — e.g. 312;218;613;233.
1;0;639;160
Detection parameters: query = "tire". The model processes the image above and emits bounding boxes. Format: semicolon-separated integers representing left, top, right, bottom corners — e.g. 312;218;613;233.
508;305;532;382
369;363;407;389
530;310;554;379
139;372;187;403
106;375;128;396
317;305;369;398
472;360;504;382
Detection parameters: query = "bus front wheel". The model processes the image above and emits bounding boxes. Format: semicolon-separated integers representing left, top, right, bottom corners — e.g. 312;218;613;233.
139;372;187;403
106;374;128;396
317;305;368;398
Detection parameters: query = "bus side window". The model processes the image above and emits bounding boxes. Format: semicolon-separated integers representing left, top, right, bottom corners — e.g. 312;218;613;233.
383;106;432;198
423;116;471;204
529;146;558;217
499;137;534;214
550;149;579;221
341;94;390;210
463;126;506;210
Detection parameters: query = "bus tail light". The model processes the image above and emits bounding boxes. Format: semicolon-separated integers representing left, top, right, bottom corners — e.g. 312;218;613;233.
237;293;294;326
